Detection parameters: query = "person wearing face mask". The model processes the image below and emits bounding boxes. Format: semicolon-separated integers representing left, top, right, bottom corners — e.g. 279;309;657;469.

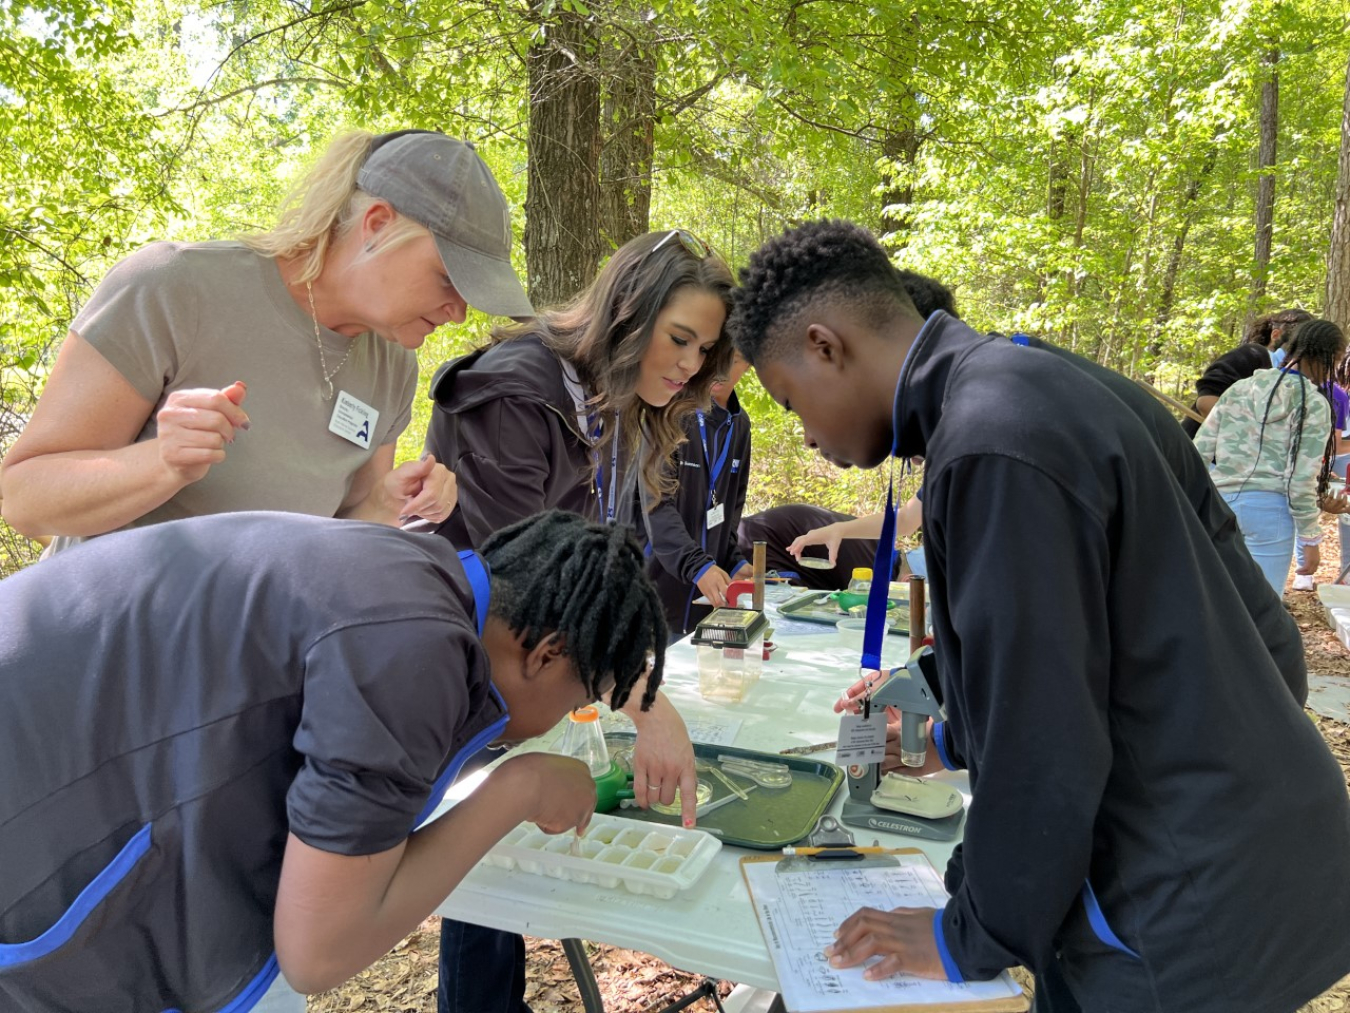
1;129;530;549
422;228;734;1013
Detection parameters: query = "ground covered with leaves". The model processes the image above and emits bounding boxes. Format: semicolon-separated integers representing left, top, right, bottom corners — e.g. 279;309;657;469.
311;524;1350;1013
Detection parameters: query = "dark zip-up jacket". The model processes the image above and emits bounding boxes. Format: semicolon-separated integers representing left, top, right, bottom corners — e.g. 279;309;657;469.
641;392;752;634
0;513;505;1012
424;335;601;550
901;314;1350;1012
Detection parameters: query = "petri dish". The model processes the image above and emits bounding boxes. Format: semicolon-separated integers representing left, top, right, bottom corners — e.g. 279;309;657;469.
650;779;712;816
796;556;833;570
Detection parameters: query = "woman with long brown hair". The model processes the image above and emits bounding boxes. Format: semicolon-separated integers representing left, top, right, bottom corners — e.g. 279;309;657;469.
422;228;733;1013
425;228;734;546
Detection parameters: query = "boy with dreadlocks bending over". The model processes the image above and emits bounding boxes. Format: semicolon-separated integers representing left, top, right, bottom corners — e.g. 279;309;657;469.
0;509;666;1013
1196;318;1349;594
726;219;1350;1013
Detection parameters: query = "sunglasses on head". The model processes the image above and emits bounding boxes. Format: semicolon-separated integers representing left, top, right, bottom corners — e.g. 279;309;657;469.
650;228;712;260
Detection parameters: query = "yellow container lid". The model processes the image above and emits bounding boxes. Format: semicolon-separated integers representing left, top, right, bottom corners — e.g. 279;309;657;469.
851;567;873;581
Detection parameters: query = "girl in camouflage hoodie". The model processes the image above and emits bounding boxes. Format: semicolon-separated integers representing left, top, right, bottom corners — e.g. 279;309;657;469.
1195;318;1346;593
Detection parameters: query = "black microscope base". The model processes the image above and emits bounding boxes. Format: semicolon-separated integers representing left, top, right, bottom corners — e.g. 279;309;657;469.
839;799;965;842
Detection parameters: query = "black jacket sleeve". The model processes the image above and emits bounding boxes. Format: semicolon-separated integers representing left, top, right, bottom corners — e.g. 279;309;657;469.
434;398;566;548
926;454;1113;977
645;477;717;585
1194;344;1271;398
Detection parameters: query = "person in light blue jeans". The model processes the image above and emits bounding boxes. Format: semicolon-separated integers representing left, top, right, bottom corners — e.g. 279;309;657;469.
1293;451;1350;587
1221;490;1297;594
1195;319;1348;597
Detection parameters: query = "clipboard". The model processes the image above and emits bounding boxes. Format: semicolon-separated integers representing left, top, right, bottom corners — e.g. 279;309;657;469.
739;849;1026;1013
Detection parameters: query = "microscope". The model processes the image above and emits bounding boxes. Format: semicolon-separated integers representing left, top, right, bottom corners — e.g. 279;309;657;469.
839;577;965;841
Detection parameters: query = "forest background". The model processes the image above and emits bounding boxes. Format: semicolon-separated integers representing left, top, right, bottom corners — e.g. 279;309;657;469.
4;0;1350;575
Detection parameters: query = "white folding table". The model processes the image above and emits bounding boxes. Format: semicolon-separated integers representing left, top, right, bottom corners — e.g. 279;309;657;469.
429;618;970;1006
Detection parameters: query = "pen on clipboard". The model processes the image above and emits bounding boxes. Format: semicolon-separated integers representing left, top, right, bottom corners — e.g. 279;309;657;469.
781;846;891;857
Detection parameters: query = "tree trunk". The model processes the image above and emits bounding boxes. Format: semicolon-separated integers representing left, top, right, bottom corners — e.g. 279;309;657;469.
1156;143;1221;332
1251;46;1280;311
524;2;602;307
1048;132;1073;223
1070;124;1098;354
598;22;655;252
1326;52;1350;332
880;120;922;245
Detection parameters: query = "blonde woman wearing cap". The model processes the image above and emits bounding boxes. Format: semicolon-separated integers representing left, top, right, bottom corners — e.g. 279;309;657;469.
1;129;532;549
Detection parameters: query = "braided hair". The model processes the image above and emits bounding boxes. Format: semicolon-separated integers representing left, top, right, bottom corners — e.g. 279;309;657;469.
480;510;667;712
1255;319;1347;504
729;220;922;366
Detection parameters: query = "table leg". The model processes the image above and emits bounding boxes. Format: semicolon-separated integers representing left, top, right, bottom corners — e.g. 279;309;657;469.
559;940;730;1013
652;978;726;1013
562;938;606;1013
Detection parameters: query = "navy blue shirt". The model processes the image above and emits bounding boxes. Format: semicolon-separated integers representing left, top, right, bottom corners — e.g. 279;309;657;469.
0;513;504;1012
642;391;752;634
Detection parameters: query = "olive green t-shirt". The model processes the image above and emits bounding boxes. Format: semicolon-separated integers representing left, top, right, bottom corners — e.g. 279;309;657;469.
70;240;418;528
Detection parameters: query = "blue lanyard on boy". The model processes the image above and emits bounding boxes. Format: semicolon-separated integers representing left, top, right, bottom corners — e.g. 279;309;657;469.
858;327;932;676
696;409;733;547
860;457;899;674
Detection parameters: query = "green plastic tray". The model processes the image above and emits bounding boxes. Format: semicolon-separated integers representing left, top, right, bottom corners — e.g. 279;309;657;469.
777;589;911;636
602;734;843;850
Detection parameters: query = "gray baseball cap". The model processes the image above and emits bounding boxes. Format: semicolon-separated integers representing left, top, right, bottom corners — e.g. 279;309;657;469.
358;130;533;318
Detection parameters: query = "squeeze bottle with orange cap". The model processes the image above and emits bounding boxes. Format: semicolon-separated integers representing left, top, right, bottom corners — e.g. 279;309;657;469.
557;706;610;776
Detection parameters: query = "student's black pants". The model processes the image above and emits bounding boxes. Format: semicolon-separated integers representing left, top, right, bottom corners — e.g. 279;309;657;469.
438;920;529;1013
437;743;531;1013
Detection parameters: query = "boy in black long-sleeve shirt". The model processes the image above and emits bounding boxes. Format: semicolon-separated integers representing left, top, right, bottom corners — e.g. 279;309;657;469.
727;220;1350;1013
642;351;753;635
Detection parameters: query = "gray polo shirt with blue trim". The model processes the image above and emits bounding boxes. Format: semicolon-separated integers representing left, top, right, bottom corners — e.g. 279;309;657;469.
0;513;503;1012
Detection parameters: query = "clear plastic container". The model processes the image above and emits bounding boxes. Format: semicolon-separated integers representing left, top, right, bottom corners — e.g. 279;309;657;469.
557;706;611;776
696;640;763;702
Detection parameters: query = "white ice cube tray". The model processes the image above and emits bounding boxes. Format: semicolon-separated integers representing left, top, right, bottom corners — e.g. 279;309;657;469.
483;814;721;899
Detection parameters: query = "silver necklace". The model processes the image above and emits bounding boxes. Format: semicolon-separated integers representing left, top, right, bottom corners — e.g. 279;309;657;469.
306;281;353;401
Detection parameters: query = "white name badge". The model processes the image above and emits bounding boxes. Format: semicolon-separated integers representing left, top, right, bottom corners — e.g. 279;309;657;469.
328;390;379;450
835;709;888;767
706;502;725;530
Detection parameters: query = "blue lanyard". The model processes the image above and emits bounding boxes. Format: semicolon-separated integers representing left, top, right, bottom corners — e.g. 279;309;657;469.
696;409;734;509
861;459;898;673
589;412;620;524
456;549;491;636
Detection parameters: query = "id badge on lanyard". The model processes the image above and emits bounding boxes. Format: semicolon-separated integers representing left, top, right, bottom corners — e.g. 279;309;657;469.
836;458;900;767
698;410;731;533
